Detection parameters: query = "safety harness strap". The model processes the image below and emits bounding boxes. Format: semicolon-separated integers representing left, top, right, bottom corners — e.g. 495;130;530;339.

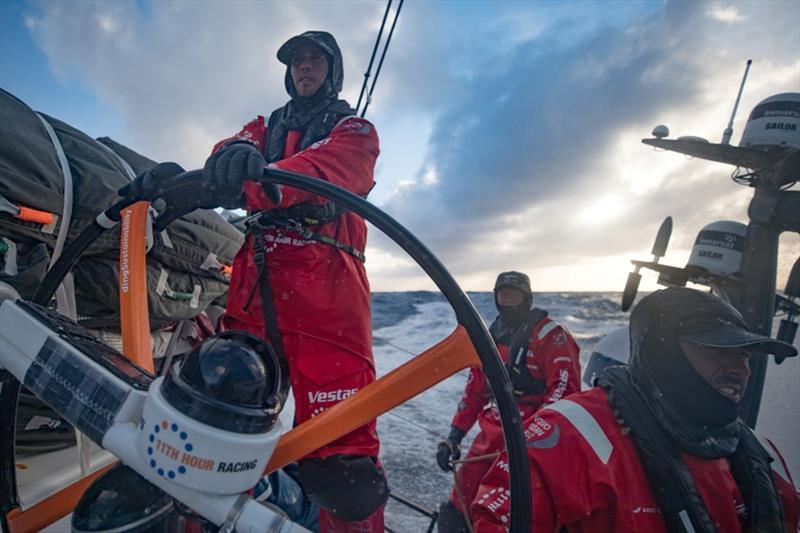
506;308;549;397
247;204;366;262
242;230;291;408
296;229;366;262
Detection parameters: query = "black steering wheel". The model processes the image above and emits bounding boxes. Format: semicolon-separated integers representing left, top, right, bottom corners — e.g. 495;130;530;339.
31;167;532;532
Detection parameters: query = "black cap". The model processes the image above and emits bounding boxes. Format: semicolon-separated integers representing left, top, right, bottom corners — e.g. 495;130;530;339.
494;271;532;296
632;287;797;360
277;31;336;65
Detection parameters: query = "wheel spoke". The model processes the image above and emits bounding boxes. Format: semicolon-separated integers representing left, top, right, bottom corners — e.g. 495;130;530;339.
265;325;480;472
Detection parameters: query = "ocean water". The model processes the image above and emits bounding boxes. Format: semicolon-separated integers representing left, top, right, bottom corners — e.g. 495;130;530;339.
371;291;629;531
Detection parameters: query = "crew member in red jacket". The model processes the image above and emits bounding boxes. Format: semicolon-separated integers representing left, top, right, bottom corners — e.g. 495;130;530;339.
472;287;800;532
436;271;580;531
203;31;386;532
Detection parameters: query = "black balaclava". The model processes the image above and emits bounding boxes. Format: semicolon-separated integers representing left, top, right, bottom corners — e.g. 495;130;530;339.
491;271;533;343
629;288;743;456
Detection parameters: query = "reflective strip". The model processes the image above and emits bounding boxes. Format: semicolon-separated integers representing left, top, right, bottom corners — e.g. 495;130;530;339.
679;510;695;532
537;321;558;340
756;433;791;483
544;399;612;464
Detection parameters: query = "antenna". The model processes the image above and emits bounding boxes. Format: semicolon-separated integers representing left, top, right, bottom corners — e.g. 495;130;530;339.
356;0;392;115
721;59;752;145
361;0;404;117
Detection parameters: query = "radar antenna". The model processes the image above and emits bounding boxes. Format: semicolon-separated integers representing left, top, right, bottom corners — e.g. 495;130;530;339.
721;59;752;145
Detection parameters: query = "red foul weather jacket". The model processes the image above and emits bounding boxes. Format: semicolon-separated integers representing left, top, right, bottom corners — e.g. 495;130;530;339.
470;387;800;532
215;114;380;458
452;316;581;433
448;316;580;514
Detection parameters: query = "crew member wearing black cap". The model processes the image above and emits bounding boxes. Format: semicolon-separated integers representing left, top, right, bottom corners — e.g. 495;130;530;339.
472;287;800;532
436;271;581;531
202;31;386;532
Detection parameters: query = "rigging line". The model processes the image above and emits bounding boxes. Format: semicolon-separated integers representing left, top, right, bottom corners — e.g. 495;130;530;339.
374;336;418;356
356;0;392;115
375;336;463;437
386;410;442;438
361;0;404;118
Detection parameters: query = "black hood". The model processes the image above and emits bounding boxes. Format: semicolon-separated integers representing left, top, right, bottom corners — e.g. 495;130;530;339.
277;31;344;102
493;271;532;321
265;31;354;163
628;288;752;457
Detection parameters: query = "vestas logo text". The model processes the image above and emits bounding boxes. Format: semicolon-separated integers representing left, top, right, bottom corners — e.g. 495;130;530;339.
308;388;359;404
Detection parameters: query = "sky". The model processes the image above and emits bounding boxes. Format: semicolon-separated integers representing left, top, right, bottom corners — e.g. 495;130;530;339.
1;0;798;292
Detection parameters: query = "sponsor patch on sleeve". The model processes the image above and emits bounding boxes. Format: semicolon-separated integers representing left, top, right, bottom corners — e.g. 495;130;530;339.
523;414;561;450
338;117;373;135
475;486;511;522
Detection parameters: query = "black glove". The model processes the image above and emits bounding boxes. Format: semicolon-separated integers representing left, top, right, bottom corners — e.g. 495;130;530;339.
203;142;281;208
436;427;466;472
118;162;185;199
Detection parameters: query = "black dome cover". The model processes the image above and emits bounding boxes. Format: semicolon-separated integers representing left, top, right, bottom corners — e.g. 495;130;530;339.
71;464;172;533
162;331;283;434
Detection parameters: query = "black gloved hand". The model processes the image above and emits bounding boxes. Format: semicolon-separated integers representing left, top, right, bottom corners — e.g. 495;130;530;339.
436;427;466;472
118;162;186;199
203;142;281;209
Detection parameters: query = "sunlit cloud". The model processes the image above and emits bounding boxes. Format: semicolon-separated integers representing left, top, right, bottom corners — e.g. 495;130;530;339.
16;0;800;291
707;5;744;23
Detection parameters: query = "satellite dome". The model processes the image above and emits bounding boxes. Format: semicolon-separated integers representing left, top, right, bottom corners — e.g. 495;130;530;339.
686;220;748;277
652;125;669;138
740;93;800;149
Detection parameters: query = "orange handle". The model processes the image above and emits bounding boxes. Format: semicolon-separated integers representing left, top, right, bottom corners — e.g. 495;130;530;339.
265;325;481;473
16;206;55;225
119;202;154;373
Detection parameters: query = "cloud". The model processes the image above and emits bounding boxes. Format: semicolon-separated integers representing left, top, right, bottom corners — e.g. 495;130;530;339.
369;0;800;289
25;0;387;166
21;0;800;290
707;5;745;23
